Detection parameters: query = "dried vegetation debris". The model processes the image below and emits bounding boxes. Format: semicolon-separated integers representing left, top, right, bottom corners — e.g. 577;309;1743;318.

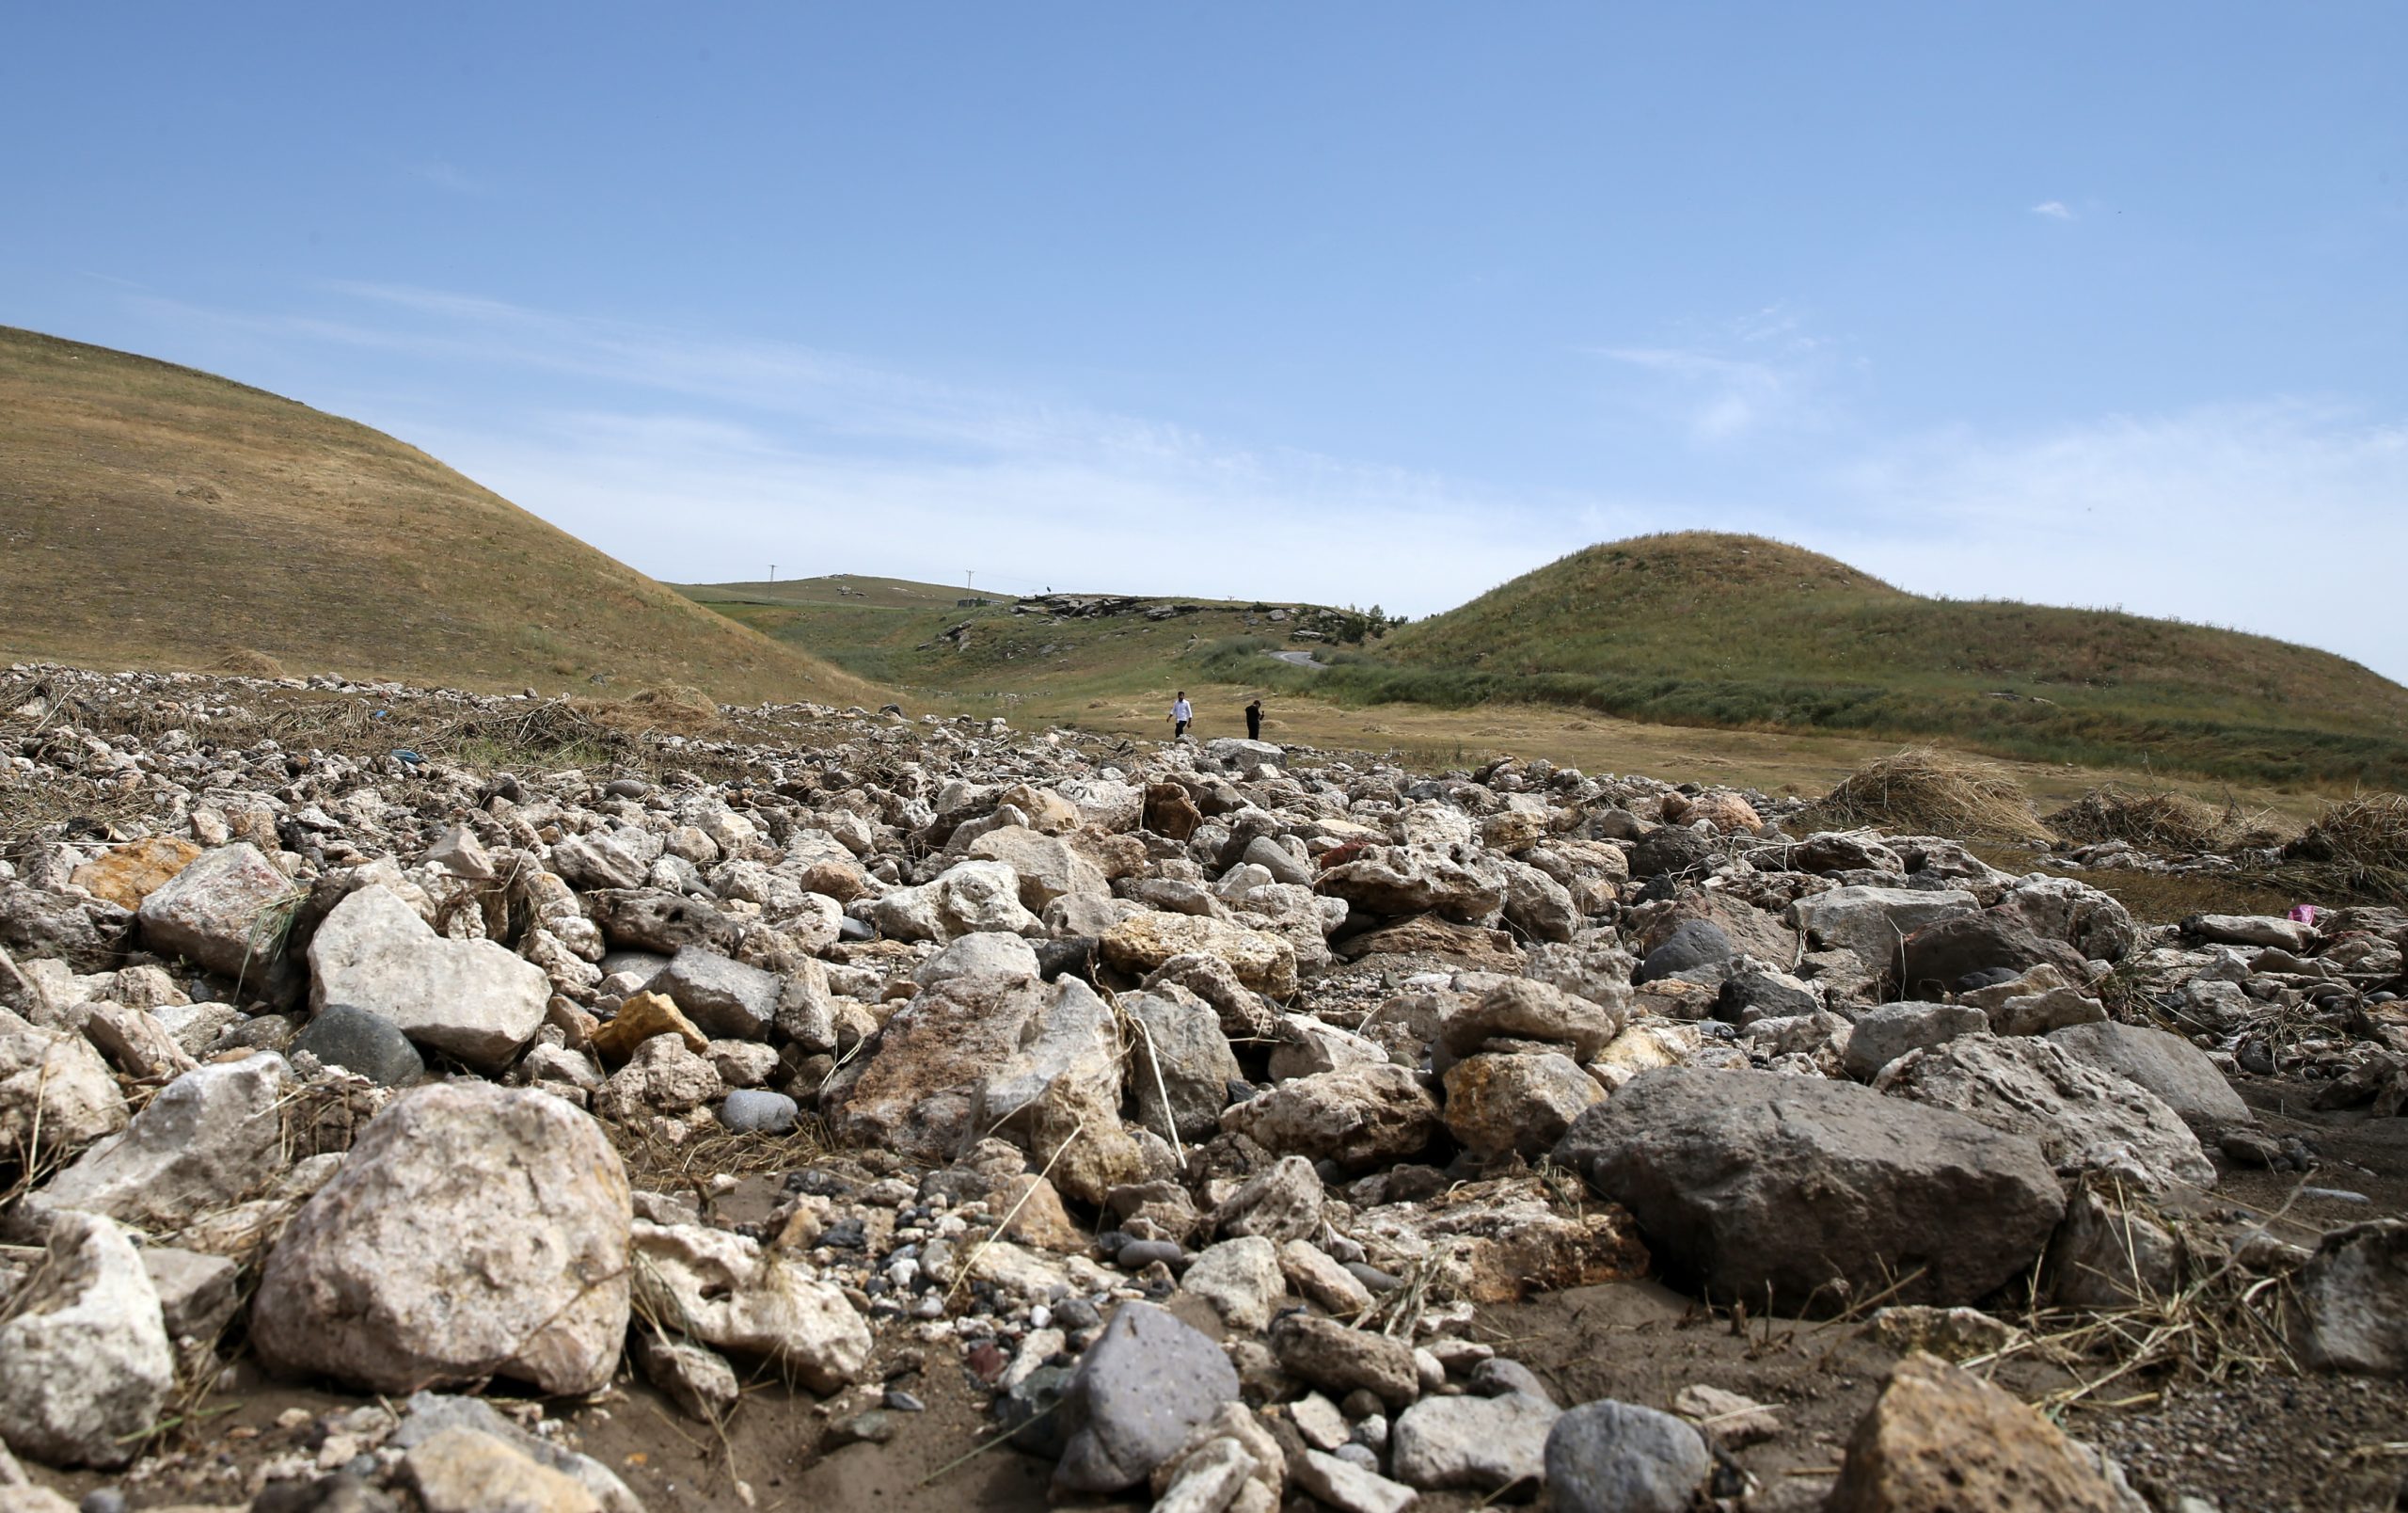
0;664;2402;1511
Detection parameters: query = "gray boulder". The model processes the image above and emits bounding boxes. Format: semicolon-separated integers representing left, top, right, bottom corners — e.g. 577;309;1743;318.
2046;1020;2252;1130
135;841;293;985
1632;919;1733;985
307;884;548;1073
1390;1385;1560;1492
1125;986;1240;1144
1054;1302;1242;1493
1841;1002;1988;1082
2299;1219;2408;1378
655;947;779;1040
293;1003;424;1086
720;1089;799;1133
1790;886;1979;976
1877;1035;2215;1195
1545;1399;1712;1513
0;1212;173;1469
251;1082;632;1395
32;1053;287;1231
1553;1068;2063;1314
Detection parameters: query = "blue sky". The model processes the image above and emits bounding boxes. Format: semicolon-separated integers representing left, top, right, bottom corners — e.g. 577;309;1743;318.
6;4;2404;678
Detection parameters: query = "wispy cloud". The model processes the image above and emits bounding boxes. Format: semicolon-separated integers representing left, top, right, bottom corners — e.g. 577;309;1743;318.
1594;305;1839;444
2031;200;2074;220
135;281;1614;613
406;161;491;197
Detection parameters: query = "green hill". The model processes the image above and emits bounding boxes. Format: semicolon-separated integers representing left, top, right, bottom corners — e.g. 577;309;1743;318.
0;326;878;706
1340;532;2408;787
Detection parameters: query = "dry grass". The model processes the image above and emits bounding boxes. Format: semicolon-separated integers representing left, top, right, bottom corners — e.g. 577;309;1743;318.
610;1118;832;1190
1973;1183;2306;1417
2270;792;2408;905
2046;784;2289;853
214;648;289;678
1805;747;2052;842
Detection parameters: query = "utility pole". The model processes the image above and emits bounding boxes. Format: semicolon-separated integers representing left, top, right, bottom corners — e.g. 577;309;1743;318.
769;564;776;582
966;570;975;595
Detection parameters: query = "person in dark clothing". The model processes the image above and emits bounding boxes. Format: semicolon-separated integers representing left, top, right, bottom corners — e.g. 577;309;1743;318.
1244;698;1263;741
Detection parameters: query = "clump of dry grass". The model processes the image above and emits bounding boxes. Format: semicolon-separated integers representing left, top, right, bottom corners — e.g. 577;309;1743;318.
1806;747;2051;842
581;685;724;737
2270;792;2408;905
610;1118;832;1189
214;648;288;678
2046;784;2276;852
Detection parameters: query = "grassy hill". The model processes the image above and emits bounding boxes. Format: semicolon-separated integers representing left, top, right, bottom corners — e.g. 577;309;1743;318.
0;326;877;706
1321;533;2408;787
686;538;2408;788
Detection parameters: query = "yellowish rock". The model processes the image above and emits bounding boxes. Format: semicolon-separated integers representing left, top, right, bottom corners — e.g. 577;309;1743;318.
590;992;709;1067
71;836;201;910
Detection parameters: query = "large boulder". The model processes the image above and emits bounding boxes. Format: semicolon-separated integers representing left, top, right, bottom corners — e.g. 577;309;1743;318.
653;947;779;1041
1877;1035;2215;1195
1316;846;1506;924
307;884;549;1073
0;1212;173;1470
1841;1003;1987;1082
1;881;133;974
1828;1353;2139;1512
1631;920;1734;986
585;889;739;956
251;1083;632;1395
135;841;294;985
2045;1021;2252;1131
1439;977;1624;1063
71;836;201;912
0;1009;127;1165
1545;1399;1712;1513
1443;1052;1603;1160
827;974;1053;1162
1100;911;1298;998
1391;1384;1560;1493
1789;886;1979;977
1998;876;2137;963
870;859;1039;943
1897;913;2090;998
1125;986;1240;1145
1054;1302;1242;1494
1219;1063;1440;1171
1552;1068;2063;1314
2297;1219;2408;1378
32;1054;287;1231
966;826;1109;912
973;976;1144;1204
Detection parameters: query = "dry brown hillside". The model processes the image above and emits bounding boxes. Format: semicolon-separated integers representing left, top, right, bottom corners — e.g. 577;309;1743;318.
0;326;878;706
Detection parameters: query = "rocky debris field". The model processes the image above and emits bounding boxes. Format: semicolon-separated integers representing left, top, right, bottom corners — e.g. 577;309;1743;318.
1;663;2404;1513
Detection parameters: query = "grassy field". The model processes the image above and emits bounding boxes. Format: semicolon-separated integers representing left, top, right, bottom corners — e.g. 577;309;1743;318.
1354;533;2408;788
0;326;876;706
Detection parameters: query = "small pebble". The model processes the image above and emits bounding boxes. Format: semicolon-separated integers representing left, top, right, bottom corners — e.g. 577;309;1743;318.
883;1388;927;1412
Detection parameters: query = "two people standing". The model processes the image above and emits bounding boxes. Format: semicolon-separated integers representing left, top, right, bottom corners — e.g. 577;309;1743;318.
1166;692;1267;741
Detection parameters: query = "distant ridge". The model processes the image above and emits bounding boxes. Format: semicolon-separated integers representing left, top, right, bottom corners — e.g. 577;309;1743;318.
0;326;877;706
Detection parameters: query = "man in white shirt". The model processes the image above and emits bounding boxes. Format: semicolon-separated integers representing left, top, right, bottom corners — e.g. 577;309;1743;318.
1168;692;1193;739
